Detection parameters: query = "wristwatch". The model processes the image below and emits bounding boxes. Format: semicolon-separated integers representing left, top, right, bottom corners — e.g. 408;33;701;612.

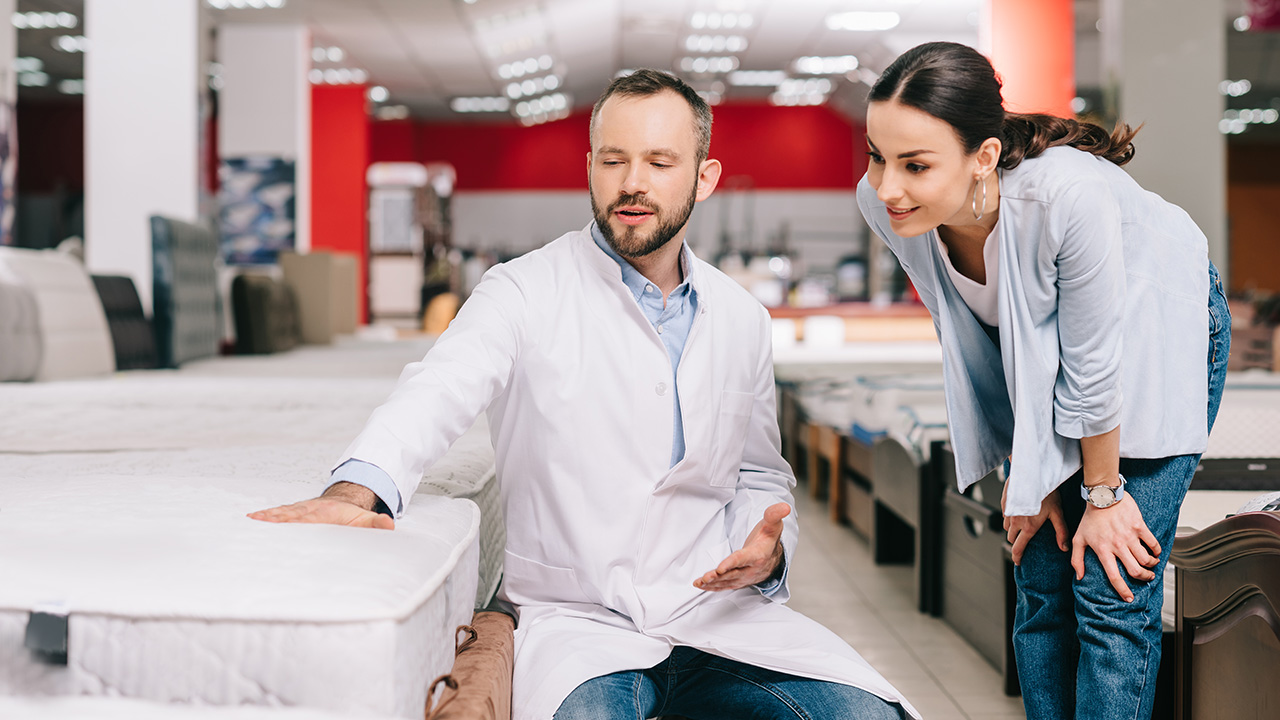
1081;474;1126;509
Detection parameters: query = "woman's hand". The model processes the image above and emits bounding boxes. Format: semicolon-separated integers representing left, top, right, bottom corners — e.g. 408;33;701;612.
1071;495;1160;602
1003;483;1070;565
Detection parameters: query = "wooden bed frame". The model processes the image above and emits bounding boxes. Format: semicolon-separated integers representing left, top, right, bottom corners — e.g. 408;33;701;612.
1172;511;1280;720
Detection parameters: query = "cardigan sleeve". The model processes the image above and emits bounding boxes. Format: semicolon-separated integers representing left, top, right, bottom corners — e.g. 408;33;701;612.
1050;179;1126;439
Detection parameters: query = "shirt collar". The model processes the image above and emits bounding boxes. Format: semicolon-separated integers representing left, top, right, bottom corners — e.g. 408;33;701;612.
589;221;692;302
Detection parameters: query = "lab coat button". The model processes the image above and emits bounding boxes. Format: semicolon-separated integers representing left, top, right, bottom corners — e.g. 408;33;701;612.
656;382;667;396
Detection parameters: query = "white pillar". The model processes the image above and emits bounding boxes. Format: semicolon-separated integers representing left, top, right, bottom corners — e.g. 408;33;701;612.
84;0;204;310
216;24;310;253
1101;0;1227;280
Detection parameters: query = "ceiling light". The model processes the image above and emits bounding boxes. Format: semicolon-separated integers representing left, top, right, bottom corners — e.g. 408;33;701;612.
56;12;77;28
685;35;747;53
1070;97;1088;114
793;55;858;75
1235;16;1252;32
1220;79;1252;97
53;35;88;52
311;47;326;62
14;57;42;73
368;86;390;102
326;47;344;62
18;71;49;87
728;70;788;87
679;56;739;74
308;69;323;84
59;79;85;95
826;11;900;31
351;69;368;84
375;105;411;121
452;96;512;113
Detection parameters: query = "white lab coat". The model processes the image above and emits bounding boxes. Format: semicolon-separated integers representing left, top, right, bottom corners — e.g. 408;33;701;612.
338;225;919;720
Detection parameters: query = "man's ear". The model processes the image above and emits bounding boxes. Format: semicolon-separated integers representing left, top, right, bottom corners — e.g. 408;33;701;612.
585;151;593;180
695;158;722;202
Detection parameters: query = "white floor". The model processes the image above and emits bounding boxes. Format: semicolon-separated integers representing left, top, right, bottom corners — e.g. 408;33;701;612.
785;491;1028;720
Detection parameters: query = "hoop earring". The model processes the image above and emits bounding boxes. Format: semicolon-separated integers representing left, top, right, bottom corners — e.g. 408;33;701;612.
971;176;987;221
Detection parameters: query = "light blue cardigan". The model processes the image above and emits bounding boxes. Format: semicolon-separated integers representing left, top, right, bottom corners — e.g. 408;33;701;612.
858;146;1210;516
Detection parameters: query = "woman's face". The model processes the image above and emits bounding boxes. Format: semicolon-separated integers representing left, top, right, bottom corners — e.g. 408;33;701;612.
865;100;986;238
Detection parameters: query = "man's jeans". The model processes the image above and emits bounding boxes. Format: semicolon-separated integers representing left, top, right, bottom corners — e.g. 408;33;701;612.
1013;263;1231;720
553;646;905;720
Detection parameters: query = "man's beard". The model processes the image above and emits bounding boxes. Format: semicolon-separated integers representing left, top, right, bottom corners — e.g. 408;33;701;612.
590;183;698;260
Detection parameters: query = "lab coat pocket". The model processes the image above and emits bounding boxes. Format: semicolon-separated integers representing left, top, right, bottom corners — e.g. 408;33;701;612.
710;390;755;487
501;550;592;607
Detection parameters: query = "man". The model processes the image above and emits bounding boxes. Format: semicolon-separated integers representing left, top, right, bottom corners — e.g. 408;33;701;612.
251;69;918;720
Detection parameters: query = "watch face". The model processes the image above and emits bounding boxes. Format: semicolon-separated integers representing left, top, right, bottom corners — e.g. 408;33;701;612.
1088;485;1118;507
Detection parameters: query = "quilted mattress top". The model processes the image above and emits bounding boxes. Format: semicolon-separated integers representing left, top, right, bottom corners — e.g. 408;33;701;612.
0;467;481;623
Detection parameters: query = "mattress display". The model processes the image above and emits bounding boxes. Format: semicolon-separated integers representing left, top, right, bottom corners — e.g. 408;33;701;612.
0;471;481;718
0;695;395;720
0;275;41;381
0;334;503;716
882;402;950;465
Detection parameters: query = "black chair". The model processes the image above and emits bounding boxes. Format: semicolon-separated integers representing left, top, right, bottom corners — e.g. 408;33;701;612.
91;275;158;370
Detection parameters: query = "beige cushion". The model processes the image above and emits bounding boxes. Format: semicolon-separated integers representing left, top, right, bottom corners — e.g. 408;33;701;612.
280;251;361;344
0;247;114;380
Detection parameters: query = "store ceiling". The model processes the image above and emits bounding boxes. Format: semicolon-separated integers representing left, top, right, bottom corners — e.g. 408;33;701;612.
13;0;1279;137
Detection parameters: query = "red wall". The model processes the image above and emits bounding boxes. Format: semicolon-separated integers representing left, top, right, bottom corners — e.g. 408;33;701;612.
370;103;863;191
311;84;370;321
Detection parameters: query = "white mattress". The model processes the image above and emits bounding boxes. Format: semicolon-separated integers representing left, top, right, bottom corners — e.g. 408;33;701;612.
883;402;950;464
1205;380;1280;459
0;337;505;717
0;471;480;718
0;695;396;720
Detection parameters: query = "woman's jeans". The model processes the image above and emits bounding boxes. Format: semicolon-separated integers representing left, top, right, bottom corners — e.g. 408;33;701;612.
553;646;905;720
1013;263;1231;720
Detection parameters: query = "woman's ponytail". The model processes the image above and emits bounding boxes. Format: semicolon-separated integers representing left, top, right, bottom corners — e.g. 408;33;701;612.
871;42;1140;170
999;113;1139;170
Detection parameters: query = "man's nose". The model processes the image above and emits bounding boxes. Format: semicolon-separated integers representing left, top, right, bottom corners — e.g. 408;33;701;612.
621;165;649;194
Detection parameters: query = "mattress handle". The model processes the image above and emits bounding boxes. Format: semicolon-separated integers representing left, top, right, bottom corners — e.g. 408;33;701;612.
424;624;479;718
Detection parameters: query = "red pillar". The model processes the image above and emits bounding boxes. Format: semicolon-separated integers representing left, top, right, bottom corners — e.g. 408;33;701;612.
311;84;370;322
988;0;1075;117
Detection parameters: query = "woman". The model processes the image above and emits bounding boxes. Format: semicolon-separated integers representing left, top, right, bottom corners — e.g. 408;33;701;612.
856;42;1229;719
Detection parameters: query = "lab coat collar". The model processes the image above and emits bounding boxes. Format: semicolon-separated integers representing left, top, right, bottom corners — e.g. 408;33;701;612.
583;221;704;301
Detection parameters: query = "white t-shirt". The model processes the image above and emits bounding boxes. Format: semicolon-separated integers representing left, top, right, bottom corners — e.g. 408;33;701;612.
936;226;999;326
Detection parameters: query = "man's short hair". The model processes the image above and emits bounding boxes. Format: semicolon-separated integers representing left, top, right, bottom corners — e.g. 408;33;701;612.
590;69;713;165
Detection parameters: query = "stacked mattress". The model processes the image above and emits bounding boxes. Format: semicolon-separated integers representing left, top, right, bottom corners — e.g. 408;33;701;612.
0;336;503;717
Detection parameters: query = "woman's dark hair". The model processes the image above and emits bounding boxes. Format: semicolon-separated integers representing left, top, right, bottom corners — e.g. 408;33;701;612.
869;42;1138;169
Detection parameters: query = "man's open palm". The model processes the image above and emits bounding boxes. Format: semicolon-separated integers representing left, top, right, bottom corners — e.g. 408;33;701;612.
694;502;789;592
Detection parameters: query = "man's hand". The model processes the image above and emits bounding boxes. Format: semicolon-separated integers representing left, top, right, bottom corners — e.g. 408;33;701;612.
247;482;395;530
694;502;789;592
1071;495;1160;603
1003;482;1069;565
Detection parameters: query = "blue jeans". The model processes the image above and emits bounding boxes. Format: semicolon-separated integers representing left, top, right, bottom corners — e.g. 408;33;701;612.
1012;263;1231;720
552;646;905;720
